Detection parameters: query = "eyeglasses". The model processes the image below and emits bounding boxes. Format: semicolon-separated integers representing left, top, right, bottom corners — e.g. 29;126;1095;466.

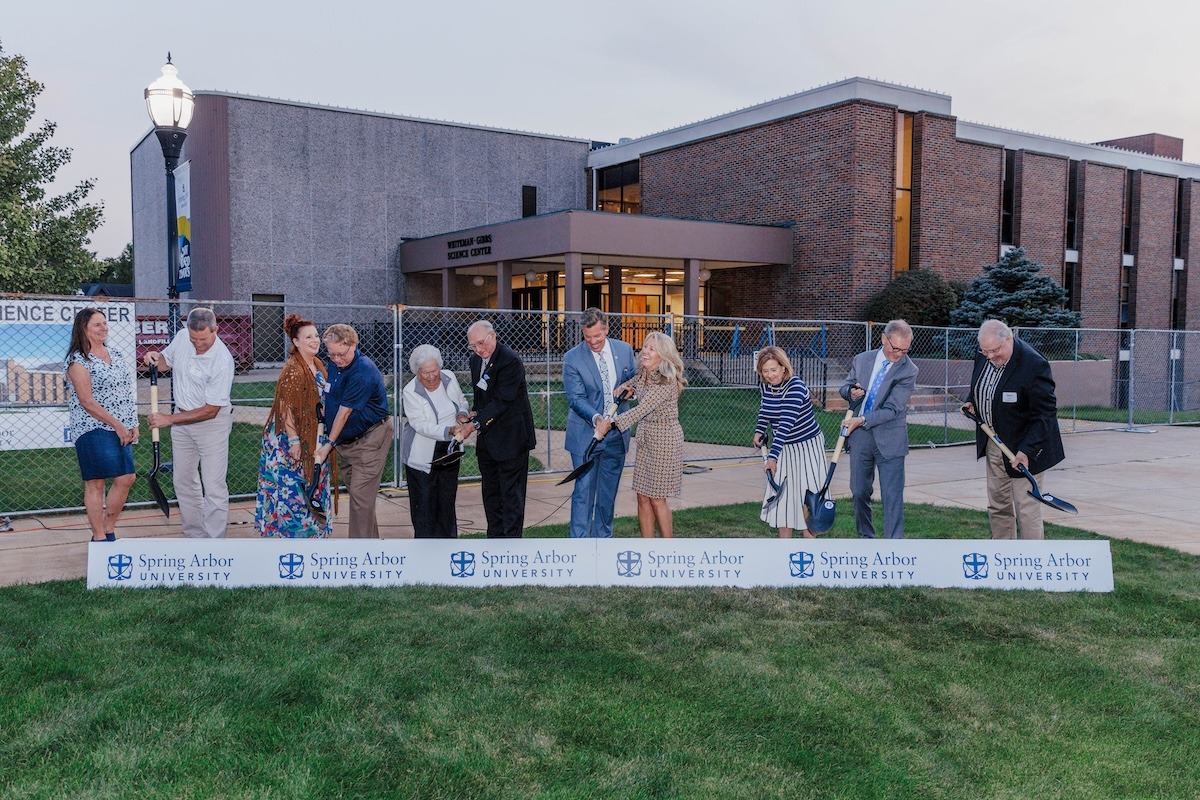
467;332;494;352
882;334;911;355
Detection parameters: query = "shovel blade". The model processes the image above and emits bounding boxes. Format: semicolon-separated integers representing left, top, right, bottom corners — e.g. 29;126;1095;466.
805;489;837;533
1018;465;1078;515
307;461;327;516
1026;490;1078;515
763;475;786;512
556;458;595;486
146;441;170;518
558;437;601;486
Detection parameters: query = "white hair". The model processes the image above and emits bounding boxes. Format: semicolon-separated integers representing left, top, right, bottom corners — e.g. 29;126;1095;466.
409;344;443;374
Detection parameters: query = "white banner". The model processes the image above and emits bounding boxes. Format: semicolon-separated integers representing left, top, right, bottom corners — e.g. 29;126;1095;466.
88;538;1114;592
1;299;137;451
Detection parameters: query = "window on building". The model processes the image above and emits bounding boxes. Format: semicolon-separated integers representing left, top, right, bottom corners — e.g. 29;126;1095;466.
1000;149;1016;245
893;112;913;274
1170;268;1185;330
1066;160;1079;249
597;161;641;214
522;185;537;218
1174;178;1185;259
1063;263;1080;313
1123;171;1134;255
1118;264;1132;329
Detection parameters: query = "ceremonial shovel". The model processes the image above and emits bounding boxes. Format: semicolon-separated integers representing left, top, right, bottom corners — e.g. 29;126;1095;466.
307;421;327;519
759;435;786;513
804;394;864;533
960;406;1078;515
556;389;630;487
146;364;171;517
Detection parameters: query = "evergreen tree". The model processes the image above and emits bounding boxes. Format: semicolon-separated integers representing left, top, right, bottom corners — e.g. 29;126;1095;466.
950;247;1081;329
863;268;959;326
91;242;133;285
0;42;103;294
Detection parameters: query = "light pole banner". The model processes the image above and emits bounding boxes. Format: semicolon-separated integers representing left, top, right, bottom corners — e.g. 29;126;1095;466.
87;538;1114;592
1;300;137;451
175;160;192;293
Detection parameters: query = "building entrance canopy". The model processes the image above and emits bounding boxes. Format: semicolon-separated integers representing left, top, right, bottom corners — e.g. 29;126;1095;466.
398;210;793;315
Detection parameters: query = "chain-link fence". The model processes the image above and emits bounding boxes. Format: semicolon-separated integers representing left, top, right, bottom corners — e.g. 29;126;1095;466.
4;293;1200;517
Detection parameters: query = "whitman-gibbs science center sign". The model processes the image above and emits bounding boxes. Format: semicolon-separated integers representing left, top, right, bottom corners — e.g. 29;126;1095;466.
88;538;1114;592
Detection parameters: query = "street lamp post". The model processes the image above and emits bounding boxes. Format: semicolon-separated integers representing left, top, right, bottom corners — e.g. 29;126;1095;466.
144;55;194;337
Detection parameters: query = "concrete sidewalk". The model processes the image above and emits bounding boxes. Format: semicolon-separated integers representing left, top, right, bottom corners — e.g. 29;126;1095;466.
2;425;1198;586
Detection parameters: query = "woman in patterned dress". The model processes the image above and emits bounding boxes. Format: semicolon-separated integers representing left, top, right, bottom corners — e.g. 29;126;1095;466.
596;332;686;538
65;307;139;543
255;314;335;537
753;346;826;538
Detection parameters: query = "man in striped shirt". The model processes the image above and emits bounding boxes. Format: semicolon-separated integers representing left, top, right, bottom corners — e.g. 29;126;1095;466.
963;319;1065;539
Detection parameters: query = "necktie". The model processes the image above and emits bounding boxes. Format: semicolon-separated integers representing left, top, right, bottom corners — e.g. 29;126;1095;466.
863;360;890;413
597;350;612;402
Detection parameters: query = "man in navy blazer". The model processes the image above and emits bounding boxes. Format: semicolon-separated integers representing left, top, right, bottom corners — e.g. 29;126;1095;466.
839;319;918;539
562;308;637;537
964;319;1065;539
463;320;537;538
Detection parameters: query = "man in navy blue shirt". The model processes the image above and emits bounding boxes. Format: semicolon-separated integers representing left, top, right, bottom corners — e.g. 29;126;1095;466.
315;324;391;538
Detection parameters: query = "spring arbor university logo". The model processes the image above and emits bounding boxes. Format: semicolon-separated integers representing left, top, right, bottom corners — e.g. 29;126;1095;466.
789;551;814;579
279;553;304;580
107;553;133;581
451;551;476;578
616;550;642;577
963;552;988;580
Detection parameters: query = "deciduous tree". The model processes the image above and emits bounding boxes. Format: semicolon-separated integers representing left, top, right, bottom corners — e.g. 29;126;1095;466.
0;42;103;294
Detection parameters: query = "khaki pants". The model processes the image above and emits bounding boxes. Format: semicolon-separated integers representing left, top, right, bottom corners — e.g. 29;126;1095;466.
172;409;234;539
985;438;1045;540
338;420;392;539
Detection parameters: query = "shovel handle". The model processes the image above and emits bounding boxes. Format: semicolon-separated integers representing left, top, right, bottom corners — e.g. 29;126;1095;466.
960;406;1021;464
313;422;326;464
592;388;631;441
829;393;865;465
149;364;161;444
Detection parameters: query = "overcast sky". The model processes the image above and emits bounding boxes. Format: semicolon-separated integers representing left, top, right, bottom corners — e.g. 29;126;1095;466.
7;0;1200;259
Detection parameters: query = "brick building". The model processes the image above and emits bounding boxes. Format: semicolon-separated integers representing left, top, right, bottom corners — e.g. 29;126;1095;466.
132;77;1200;333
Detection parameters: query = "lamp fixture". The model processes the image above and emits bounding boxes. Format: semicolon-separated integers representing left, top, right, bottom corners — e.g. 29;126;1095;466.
699;268;712;282
472;275;484;287
591;266;606;280
526;270;537;282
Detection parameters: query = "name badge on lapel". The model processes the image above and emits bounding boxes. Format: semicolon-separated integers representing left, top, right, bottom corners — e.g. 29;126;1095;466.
477;374;489;391
1001;391;1017;403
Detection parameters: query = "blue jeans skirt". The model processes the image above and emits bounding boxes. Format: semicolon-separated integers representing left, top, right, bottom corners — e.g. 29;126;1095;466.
75;429;135;481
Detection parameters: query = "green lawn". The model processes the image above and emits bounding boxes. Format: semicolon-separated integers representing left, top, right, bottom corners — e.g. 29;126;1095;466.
1;504;1197;798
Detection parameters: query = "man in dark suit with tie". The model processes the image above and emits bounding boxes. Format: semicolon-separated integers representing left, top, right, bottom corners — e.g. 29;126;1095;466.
963;319;1065;539
839;319;918;539
562;308;637;537
462;320;537;538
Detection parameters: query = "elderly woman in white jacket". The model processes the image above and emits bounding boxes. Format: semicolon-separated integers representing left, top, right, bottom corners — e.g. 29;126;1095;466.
401;344;470;538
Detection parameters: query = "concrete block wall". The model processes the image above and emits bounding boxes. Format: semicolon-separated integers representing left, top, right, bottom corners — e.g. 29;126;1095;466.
134;94;589;311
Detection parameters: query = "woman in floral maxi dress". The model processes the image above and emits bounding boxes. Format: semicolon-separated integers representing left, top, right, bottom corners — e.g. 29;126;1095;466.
255;314;336;537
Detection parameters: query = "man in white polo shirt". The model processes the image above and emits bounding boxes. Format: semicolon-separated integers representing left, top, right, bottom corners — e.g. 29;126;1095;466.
144;307;236;538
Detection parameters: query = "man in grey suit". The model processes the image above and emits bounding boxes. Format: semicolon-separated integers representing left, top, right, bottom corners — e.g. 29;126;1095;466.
563;308;637;537
839;319;918;539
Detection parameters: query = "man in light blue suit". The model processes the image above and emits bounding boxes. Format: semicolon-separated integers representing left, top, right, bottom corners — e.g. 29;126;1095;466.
563;308;637;537
839;319;918;539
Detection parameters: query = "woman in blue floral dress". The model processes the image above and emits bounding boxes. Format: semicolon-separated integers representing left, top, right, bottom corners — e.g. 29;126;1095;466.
65;307;140;542
255;314;335;537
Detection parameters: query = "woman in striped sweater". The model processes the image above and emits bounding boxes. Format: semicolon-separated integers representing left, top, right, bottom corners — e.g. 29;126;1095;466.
753;346;827;538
